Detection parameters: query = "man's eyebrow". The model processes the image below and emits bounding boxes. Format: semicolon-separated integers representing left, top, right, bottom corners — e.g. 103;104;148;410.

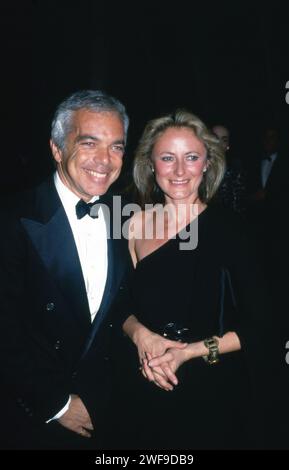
75;135;99;142
75;135;125;146
112;139;125;146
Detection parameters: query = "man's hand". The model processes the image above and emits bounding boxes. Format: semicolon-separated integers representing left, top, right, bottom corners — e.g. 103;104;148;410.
58;394;94;438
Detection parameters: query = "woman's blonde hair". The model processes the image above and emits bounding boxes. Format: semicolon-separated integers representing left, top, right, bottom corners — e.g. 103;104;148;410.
133;109;225;207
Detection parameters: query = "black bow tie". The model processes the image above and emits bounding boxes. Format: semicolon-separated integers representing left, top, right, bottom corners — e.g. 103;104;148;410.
75;199;101;219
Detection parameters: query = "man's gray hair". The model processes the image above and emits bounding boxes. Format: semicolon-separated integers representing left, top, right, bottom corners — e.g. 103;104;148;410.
51;90;129;150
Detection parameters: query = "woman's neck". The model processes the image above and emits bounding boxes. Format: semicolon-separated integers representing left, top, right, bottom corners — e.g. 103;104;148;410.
161;196;206;234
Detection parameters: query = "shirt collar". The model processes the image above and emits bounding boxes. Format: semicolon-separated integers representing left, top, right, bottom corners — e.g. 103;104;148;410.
270;152;277;162
263;152;277;163
54;171;99;217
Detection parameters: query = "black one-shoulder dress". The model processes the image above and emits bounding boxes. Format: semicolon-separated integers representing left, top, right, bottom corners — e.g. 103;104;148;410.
109;206;277;449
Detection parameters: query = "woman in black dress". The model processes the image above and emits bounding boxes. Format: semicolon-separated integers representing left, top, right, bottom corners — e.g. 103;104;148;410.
112;110;280;450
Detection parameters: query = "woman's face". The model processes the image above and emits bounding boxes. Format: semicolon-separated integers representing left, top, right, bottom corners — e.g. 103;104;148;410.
151;127;207;204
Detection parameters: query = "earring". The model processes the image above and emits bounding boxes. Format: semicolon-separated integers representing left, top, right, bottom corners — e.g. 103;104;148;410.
151;167;155;173
203;168;207;173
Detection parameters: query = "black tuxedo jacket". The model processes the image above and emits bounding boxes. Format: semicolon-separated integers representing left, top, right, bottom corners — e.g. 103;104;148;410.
248;152;289;207
0;176;133;437
263;153;289;210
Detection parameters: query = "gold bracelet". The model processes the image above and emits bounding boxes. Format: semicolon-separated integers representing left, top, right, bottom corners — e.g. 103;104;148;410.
203;337;219;365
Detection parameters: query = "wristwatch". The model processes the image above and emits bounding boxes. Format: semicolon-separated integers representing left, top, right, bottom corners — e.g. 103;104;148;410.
203;337;219;365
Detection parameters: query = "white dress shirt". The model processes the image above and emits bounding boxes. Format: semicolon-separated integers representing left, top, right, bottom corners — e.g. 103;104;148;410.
54;172;108;322
47;172;108;422
261;152;277;188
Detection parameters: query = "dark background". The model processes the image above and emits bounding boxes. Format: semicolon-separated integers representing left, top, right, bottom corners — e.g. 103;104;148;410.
1;0;289;193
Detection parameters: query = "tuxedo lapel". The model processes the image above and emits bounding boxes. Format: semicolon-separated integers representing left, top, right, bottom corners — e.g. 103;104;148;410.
93;200;127;328
20;180;91;330
81;200;127;357
20;181;127;357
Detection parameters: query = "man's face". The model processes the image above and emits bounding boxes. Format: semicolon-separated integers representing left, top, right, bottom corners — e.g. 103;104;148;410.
212;125;230;153
51;109;125;201
263;129;278;156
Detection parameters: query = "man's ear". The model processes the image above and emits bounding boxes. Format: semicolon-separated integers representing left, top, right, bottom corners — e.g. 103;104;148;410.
50;139;63;163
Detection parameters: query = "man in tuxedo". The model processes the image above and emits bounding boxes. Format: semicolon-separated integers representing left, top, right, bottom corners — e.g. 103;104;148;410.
246;127;289;376
247;128;287;208
0;90;133;449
